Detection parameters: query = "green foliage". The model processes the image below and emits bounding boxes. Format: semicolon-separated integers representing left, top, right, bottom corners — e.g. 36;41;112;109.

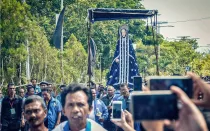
1;0;209;87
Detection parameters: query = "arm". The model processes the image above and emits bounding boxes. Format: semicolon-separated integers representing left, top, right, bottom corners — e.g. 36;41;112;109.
56;100;62;126
56;112;61;126
101;101;108;120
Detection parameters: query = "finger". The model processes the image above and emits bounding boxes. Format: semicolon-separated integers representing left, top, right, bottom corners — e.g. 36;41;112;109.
170;86;192;106
124;110;132;117
163;120;171;126
142;86;150;92
121;109;126;122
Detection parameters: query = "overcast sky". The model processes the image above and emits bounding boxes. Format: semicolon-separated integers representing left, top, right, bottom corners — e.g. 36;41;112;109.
142;0;210;52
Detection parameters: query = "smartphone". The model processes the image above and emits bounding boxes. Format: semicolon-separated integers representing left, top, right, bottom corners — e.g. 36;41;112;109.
133;76;142;91
130;91;178;121
148;76;193;98
112;101;122;120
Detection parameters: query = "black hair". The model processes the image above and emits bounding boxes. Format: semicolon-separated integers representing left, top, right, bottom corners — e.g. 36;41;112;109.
59;84;66;89
61;83;92;109
7;83;15;88
41;88;50;93
27;86;34;92
120;83;128;88
31;78;37;82
23;95;47;111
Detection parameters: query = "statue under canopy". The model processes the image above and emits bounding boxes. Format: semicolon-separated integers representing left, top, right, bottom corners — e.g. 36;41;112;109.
107;25;139;89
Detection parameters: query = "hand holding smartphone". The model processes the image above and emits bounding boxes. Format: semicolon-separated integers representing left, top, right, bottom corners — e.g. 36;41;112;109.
130;91;179;121
112;101;122;121
148;76;193;98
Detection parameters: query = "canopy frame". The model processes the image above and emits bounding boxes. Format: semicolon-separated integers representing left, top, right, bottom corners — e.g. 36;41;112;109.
87;8;159;85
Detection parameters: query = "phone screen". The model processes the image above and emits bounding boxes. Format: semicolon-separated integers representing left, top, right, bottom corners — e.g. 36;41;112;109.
133;76;142;91
113;103;122;119
132;93;178;121
150;78;192;98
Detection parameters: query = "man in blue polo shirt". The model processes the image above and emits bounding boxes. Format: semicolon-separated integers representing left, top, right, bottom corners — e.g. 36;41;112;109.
31;78;41;94
42;88;62;131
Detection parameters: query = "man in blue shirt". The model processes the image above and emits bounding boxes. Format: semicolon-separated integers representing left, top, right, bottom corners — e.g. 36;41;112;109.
89;88;108;126
31;78;41;94
42;88;62;131
117;83;141;131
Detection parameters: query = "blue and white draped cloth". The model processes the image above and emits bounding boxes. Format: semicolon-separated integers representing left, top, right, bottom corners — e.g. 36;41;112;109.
107;26;139;89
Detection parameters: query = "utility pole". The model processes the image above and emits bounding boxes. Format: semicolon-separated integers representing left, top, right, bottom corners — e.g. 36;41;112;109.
56;0;64;83
22;0;30;83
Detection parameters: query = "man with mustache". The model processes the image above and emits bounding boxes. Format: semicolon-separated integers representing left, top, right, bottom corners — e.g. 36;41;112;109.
23;95;48;131
53;83;106;131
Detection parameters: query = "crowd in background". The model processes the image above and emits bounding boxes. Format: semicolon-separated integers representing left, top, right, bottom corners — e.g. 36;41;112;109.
0;73;210;131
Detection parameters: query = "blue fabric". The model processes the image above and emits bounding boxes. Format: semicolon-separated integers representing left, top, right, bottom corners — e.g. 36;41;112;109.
89;99;108;126
34;85;41;94
116;95;131;110
106;39;139;89
56;93;62;103
47;97;62;130
63;120;91;131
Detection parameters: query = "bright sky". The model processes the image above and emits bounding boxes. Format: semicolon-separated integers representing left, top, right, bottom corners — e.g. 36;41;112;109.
142;0;210;52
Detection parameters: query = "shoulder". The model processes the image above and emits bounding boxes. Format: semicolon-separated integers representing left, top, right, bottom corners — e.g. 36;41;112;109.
87;118;107;131
52;121;68;131
51;98;61;106
117;95;123;100
96;99;105;105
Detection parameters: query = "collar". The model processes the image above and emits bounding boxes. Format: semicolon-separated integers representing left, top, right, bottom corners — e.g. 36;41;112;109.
64;120;91;131
6;94;19;100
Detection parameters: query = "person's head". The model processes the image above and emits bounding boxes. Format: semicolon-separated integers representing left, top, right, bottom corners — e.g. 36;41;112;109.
7;83;16;96
40;81;48;90
31;79;37;86
27;85;35;96
121;29;126;37
48;83;52;88
23;95;47;128
120;83;129;97
19;88;25;98
59;85;66;92
41;88;51;101
99;85;104;92
107;86;115;97
90;88;96;100
61;83;93;128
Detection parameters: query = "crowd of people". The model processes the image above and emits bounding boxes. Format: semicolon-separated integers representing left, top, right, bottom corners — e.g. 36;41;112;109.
0;73;210;131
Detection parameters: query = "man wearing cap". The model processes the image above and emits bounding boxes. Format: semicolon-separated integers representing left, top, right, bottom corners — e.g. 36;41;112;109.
37;81;48;97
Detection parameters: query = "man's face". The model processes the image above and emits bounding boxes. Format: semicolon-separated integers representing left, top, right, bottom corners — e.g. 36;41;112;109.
31;80;37;86
19;89;25;97
40;84;47;89
24;101;47;128
120;86;129;97
60;87;64;92
42;91;50;100
121;29;126;37
8;85;16;96
28;88;35;96
107;88;114;97
91;89;96;100
63;91;91;127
